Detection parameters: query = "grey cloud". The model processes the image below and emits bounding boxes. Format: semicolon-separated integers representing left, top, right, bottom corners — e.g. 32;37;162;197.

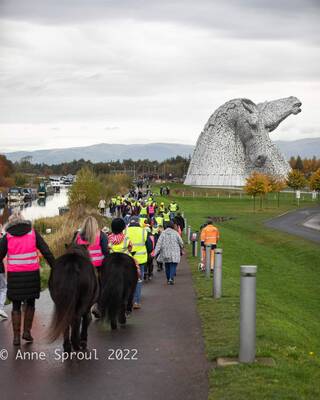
0;0;319;42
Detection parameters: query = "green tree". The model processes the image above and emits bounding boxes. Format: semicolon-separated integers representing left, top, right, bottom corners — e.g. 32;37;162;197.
68;167;104;209
286;170;307;191
295;155;303;171
14;173;27;187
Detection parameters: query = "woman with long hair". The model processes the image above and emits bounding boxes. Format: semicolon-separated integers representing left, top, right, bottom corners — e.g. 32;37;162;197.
74;216;108;318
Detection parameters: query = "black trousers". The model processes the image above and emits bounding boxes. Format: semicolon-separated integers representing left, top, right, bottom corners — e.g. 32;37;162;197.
12;299;35;312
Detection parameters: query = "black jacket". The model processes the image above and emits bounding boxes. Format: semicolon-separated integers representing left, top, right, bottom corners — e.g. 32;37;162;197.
0;221;55;273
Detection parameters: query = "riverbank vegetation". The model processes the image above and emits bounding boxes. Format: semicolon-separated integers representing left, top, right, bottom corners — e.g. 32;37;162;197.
36;167;131;286
68;167;131;208
155;183;320;399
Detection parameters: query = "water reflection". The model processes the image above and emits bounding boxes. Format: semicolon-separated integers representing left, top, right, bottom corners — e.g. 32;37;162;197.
0;188;68;224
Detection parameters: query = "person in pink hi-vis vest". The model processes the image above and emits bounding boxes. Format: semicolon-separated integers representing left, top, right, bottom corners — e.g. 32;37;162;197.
0;224;8;321
73;216;109;319
0;212;55;346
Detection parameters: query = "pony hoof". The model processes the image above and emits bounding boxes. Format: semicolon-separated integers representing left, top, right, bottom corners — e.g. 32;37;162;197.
63;344;72;353
80;341;87;350
72;343;81;351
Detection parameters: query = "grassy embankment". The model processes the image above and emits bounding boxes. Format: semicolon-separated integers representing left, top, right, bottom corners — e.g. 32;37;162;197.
154;183;320;400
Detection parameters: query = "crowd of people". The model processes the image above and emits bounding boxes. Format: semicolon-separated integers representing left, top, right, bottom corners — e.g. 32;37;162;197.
0;187;186;346
106;191;185;289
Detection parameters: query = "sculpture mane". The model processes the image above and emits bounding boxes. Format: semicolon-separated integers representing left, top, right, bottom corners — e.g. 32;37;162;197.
184;96;302;187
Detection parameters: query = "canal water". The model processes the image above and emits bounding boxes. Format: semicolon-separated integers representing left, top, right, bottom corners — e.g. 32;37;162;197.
0;188;69;225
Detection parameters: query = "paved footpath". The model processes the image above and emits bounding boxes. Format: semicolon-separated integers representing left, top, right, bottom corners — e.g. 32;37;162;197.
265;206;320;244
0;256;209;400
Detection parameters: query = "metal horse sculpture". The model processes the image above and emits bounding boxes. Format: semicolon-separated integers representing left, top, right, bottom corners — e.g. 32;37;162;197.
184;97;302;187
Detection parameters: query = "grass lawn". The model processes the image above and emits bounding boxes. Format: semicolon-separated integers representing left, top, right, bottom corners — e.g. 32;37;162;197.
154;184;320;400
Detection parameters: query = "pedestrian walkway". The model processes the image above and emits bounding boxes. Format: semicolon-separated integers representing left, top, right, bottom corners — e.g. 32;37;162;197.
0;256;208;400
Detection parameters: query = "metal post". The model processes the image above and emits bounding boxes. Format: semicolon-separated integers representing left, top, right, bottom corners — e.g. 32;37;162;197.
213;249;223;298
187;226;191;244
205;245;211;279
184;218;187;234
239;265;257;363
192;240;198;257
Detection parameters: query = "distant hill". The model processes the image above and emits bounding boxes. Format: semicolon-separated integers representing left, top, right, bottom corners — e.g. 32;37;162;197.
3;138;320;164
4;143;194;164
274;138;320;158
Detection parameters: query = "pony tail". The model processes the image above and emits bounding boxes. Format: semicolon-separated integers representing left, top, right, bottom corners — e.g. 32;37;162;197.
47;260;80;343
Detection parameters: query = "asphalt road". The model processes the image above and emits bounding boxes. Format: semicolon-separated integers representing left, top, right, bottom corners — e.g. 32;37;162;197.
0;256;208;400
265;206;320;244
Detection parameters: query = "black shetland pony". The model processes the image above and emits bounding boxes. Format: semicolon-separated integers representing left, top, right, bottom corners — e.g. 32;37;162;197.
48;244;98;352
100;253;138;330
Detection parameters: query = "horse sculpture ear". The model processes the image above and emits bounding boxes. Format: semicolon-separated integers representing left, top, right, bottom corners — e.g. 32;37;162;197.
241;99;257;114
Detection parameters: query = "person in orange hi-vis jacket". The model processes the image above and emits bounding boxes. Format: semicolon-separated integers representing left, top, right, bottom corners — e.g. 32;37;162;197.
200;219;220;272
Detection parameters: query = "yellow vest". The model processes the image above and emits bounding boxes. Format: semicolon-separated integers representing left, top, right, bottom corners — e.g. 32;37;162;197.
109;237;130;255
152;226;159;235
126;226;148;264
163;212;171;222
155;216;164;226
169;203;178;212
140;207;148;216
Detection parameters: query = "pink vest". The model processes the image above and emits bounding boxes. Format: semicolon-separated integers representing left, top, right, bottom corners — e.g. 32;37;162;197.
76;232;104;267
148;206;155;214
7;229;40;273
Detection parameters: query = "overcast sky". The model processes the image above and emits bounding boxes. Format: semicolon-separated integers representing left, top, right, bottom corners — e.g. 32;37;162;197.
0;0;319;152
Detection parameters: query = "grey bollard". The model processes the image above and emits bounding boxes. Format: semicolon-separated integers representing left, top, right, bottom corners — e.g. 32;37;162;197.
205;245;211;279
187;226;191;244
192;240;198;257
239;265;257;363
184;218;187;234
213;249;223;298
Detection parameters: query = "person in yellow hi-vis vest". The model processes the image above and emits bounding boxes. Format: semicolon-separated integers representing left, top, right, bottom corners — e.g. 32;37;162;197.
126;216;153;309
108;218;141;277
162;209;171;227
168;201;179;219
200;219;220;272
108;218;132;255
158;202;165;213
